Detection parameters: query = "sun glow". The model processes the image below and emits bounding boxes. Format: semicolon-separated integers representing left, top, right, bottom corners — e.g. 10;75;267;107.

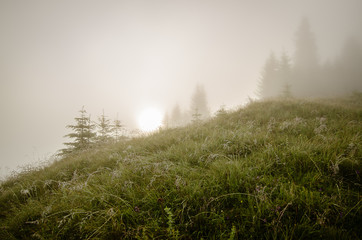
138;108;163;132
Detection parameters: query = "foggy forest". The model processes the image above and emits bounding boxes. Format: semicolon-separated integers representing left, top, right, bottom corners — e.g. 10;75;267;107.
0;0;361;239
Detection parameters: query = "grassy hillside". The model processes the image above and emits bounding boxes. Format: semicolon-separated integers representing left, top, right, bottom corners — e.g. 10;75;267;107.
1;95;361;239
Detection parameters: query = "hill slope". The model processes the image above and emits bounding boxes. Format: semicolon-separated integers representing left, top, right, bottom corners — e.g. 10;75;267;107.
1;95;361;239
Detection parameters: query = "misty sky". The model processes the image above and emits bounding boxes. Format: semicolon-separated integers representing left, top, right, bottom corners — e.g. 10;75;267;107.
1;0;361;178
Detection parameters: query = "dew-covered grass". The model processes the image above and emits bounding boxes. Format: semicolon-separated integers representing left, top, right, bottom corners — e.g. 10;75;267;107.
1;94;361;239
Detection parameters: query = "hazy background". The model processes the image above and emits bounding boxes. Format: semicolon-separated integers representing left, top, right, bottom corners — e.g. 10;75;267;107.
1;0;361;178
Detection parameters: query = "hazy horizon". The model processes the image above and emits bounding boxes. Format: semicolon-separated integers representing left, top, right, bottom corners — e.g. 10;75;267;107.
1;0;362;178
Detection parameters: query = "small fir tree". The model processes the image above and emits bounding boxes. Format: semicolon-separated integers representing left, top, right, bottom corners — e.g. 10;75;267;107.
191;107;202;124
170;104;182;127
112;114;124;142
96;110;112;143
281;82;292;99
162;111;170;129
216;104;227;117
190;84;210;120
60;106;96;155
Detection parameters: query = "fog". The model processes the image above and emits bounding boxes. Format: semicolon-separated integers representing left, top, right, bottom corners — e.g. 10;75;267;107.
1;0;361;178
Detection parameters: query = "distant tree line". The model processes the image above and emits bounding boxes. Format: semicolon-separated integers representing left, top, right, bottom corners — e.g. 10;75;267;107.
258;17;362;99
59;107;125;155
163;84;211;128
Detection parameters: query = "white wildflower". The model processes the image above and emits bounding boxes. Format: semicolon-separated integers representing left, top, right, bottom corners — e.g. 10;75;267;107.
267;118;276;133
280;121;292;130
124;180;134;189
222;140;231;150
107;208;116;217
314;124;327;135
20;189;30;195
175;175;186;188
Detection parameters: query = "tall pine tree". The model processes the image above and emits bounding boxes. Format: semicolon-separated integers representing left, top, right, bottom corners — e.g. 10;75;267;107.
294;17;318;71
279;51;292;98
293;17;320;97
337;36;362;93
258;52;279;99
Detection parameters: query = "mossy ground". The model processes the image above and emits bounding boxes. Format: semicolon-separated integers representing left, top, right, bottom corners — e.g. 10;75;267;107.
1;95;361;239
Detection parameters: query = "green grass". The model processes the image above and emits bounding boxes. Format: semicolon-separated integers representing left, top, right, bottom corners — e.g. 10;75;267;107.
1;94;361;239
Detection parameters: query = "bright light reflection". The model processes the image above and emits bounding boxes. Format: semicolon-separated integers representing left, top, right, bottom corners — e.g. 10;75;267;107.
138;108;163;132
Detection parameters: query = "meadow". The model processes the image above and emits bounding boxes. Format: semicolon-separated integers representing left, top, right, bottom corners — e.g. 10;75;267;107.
1;94;361;239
